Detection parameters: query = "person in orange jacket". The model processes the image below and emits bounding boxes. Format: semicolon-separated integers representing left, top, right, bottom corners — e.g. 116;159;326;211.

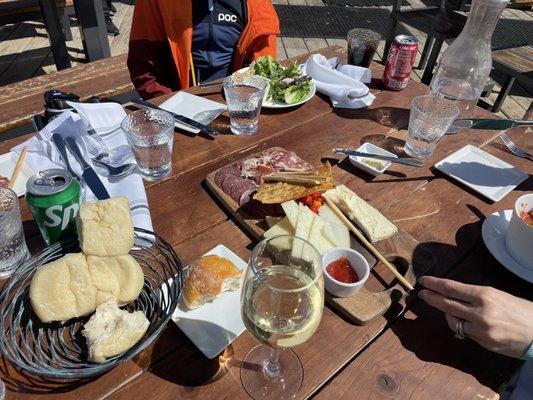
127;0;280;99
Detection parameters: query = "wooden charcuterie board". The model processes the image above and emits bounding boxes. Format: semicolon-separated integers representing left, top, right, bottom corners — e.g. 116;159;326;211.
205;149;436;325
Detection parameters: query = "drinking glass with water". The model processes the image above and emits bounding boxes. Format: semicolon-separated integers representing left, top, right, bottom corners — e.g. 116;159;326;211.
0;187;29;277
404;95;459;159
122;109;174;182
223;74;268;136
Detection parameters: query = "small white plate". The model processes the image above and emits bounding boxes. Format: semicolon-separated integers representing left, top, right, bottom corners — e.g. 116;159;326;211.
434;145;528;202
159;92;226;134
236;67;316;109
482;210;533;284
171;244;246;359
348;142;397;176
0;152;34;197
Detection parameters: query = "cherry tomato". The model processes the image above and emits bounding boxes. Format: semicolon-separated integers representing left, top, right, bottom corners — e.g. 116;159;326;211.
312;192;321;199
312;200;322;208
309;205;319;214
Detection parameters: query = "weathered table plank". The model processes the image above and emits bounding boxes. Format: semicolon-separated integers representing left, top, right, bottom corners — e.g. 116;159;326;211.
314;243;532;400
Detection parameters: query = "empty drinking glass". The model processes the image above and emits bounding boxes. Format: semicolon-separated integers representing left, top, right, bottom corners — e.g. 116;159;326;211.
0;187;29;277
347;29;382;68
223;74;268;136
404;95;460;159
122;109;174;181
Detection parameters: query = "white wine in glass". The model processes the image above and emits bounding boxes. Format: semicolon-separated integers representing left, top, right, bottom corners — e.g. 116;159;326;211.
241;235;324;400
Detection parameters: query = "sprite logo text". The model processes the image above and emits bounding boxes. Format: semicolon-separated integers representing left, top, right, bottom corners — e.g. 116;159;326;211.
44;204;80;230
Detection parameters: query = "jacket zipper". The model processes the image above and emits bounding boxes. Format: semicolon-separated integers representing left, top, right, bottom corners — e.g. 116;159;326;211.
207;1;214;70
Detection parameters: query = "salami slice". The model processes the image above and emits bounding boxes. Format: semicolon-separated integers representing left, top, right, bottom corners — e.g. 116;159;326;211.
229;179;257;204
221;174;240;195
214;164;241;188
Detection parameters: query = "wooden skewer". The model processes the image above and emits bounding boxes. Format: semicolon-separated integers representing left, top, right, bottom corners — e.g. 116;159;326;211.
8;146;28;190
324;197;414;291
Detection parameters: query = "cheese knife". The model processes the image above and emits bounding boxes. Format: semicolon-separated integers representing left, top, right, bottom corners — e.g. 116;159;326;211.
131;97;220;137
453;118;533;130
333;148;424;167
64;137;110;200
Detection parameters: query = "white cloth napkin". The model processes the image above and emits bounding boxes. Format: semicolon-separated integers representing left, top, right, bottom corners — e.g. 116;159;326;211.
12;102;153;232
303;54;375;109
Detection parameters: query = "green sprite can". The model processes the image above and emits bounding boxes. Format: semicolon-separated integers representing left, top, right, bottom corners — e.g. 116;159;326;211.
26;169;82;245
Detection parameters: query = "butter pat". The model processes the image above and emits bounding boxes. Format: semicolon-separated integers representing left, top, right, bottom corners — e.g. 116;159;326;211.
324;185;397;242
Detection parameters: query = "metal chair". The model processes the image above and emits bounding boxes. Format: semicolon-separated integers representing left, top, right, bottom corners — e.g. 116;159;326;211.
383;0;467;84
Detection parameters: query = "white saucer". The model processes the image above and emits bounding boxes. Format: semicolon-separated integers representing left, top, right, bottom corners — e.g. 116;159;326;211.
481;210;533;283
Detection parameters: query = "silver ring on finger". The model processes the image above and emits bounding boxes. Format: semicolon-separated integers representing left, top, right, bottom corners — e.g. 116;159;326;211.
455;319;466;340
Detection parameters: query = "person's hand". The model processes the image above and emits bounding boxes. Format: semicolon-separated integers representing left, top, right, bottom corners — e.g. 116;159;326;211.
418;276;533;359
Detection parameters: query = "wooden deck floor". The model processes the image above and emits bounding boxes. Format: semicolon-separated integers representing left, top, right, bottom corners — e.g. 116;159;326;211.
0;0;531;118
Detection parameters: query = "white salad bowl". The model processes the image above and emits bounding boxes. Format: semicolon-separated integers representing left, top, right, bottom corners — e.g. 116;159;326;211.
322;247;370;298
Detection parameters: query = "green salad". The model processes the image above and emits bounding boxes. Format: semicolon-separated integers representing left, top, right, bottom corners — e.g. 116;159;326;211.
251;56;312;105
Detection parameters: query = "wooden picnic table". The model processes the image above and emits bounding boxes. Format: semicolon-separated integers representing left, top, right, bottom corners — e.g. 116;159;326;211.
0;45;531;400
38;0;110;70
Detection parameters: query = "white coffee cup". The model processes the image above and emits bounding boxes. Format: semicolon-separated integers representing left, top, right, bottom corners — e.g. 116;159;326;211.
505;193;533;270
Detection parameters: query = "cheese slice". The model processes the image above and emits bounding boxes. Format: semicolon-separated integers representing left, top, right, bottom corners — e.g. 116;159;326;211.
324;185;397;242
264;217;294;239
281;200;300;229
292;204;314;258
307;214;336;255
319;204;351;248
322;221;350;248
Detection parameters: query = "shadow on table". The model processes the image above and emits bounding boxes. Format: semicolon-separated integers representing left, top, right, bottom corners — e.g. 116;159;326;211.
387;230;533;393
333;106;410;131
147;320;238;389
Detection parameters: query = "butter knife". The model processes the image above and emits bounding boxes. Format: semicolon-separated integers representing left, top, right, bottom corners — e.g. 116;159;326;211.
131;97;220;137
453;118;533;130
52;134;81;182
64;137;110;200
333;148;424;167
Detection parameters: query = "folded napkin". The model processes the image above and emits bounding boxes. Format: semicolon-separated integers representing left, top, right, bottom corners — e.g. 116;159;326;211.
303;54;375;109
12;102;153;232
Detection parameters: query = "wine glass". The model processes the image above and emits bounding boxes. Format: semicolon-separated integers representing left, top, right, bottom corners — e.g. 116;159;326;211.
240;235;324;400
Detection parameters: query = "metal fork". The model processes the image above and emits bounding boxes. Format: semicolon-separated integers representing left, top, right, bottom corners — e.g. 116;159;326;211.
500;131;533;161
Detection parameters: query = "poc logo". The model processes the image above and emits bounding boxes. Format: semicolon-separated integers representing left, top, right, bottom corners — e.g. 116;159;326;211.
218;13;237;22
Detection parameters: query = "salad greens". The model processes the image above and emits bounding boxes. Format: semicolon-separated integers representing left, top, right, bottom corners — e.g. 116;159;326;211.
251;56;312;105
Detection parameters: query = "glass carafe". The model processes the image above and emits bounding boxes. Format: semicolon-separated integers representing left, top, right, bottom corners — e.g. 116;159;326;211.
429;0;507;132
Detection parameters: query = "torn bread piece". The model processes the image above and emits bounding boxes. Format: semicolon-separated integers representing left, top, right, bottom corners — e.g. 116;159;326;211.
183;255;241;310
82;299;149;363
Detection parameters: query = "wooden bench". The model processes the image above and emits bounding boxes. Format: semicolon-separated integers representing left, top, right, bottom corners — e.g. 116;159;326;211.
0;53;134;135
0;0;74;40
491;45;533;112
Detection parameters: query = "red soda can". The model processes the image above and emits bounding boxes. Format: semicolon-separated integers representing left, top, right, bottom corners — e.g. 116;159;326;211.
382;35;419;91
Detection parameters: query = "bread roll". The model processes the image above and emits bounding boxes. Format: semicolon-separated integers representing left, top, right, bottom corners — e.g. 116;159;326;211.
77;197;134;256
82;299;149;363
30;253;144;323
183;255;242;309
87;255;145;305
30;253;92;322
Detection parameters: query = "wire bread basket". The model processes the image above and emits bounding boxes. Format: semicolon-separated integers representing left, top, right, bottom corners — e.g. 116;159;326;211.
0;228;183;379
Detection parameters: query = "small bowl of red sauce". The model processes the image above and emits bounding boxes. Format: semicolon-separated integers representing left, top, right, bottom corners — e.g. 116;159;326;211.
323;248;370;297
